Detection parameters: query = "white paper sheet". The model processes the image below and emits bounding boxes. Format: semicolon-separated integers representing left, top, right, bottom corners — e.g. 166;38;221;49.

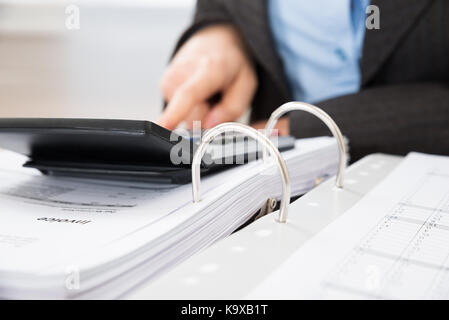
0;149;257;275
0;137;339;298
249;153;449;299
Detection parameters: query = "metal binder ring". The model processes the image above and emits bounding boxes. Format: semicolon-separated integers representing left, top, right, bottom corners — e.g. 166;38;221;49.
264;101;347;188
191;122;291;223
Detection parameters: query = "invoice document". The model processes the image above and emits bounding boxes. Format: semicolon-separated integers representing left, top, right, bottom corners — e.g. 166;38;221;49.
249;152;449;299
0;149;257;276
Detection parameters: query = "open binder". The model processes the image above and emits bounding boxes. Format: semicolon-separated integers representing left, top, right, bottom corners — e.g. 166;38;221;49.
128;153;401;299
0;102;348;299
130;104;449;299
191;101;348;223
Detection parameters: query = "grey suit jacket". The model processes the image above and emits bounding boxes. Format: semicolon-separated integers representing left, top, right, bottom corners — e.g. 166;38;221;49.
175;0;449;160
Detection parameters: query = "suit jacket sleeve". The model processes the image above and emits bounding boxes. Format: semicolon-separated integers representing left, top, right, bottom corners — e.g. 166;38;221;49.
289;82;449;161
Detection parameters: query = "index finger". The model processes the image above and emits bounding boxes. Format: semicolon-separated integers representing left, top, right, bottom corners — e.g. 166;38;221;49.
158;58;224;130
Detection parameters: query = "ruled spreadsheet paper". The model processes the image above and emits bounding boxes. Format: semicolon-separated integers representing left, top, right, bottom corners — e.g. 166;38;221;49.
249;153;449;299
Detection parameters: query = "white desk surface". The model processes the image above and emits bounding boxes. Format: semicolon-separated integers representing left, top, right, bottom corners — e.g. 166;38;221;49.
126;153;403;299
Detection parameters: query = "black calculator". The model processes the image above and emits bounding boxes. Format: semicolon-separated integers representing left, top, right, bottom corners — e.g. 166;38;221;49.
0;118;295;184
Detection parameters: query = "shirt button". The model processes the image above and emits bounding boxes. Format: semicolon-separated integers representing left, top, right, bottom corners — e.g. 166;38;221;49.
334;48;347;61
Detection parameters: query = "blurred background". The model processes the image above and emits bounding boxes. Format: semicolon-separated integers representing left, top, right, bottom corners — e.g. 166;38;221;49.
0;0;195;120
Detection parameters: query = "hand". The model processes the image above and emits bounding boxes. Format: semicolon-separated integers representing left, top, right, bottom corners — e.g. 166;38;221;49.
158;24;258;130
251;117;290;136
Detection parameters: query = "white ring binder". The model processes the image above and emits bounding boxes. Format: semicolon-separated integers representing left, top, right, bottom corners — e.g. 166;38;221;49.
191;122;291;223
264;102;347;188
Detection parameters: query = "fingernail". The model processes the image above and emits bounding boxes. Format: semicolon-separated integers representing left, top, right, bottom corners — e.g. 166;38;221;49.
157;117;171;130
205;112;220;128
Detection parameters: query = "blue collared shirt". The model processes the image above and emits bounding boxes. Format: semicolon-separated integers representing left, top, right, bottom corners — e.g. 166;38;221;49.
268;0;370;103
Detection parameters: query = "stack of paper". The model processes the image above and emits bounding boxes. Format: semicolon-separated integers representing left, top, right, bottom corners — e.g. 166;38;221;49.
0;137;339;299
